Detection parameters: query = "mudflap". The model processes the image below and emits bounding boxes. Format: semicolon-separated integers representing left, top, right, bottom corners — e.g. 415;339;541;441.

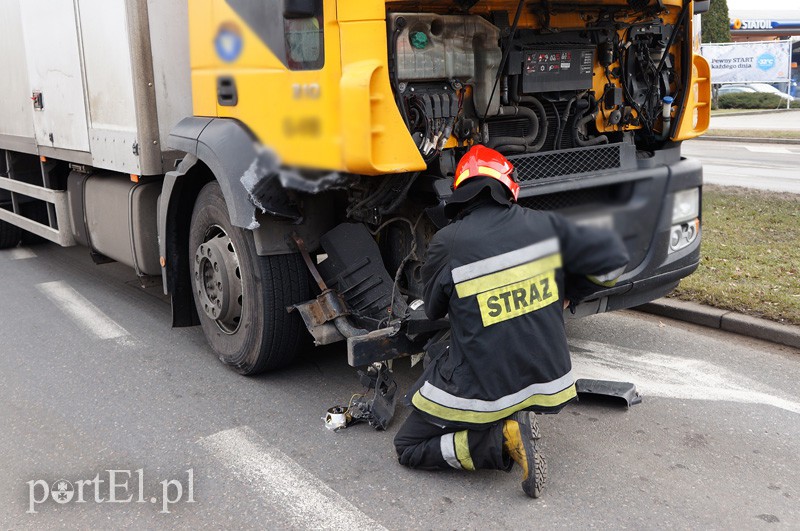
575;379;643;408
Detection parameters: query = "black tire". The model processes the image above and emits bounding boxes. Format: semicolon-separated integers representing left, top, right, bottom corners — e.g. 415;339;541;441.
189;181;309;374
0;220;22;249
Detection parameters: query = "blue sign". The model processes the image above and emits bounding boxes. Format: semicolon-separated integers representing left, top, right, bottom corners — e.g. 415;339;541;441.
215;24;243;63
756;53;776;71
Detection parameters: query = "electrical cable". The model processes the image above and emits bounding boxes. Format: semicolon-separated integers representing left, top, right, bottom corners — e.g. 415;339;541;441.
386;212;425;324
482;0;526;123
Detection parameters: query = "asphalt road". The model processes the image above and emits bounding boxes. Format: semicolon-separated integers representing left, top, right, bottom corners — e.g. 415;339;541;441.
682;139;800;194
2;243;800;529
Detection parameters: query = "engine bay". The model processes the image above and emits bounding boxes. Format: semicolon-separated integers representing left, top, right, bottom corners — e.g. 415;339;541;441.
387;1;690;171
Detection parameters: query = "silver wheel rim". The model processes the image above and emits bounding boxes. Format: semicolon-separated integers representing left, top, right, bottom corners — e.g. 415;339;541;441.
193;225;243;335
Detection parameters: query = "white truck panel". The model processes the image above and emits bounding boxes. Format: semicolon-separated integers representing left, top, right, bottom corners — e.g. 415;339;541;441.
0;0;36;148
0;0;193;175
78;0;142;173
147;0;193;154
18;0;91;153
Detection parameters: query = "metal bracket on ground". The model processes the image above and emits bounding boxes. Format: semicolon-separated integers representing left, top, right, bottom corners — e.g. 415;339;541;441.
575;378;642;407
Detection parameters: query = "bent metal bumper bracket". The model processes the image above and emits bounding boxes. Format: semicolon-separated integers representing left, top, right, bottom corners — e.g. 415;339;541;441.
575;378;643;407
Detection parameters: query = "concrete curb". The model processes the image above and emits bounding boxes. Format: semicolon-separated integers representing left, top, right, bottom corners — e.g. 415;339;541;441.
636;298;800;350
697;135;800;145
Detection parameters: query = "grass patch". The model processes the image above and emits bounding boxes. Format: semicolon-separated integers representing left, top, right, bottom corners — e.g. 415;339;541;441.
717;93;800;110
671;186;800;325
711;109;757;116
705;129;800;139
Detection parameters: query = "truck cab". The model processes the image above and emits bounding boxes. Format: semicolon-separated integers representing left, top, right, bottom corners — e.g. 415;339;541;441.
0;0;710;376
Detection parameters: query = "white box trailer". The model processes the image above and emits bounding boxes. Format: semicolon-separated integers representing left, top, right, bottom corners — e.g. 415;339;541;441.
0;0;191;251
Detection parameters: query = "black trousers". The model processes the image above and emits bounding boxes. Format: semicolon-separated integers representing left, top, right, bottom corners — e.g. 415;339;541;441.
394;410;511;471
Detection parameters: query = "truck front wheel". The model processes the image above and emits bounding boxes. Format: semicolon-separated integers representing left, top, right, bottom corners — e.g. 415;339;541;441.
189;181;309;374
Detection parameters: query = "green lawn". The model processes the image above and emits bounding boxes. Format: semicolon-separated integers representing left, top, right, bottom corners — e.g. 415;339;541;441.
705;129;800;140
671;186;800;326
710;109;752;116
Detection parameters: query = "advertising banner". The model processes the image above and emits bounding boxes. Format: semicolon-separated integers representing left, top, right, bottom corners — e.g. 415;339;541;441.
701;41;792;84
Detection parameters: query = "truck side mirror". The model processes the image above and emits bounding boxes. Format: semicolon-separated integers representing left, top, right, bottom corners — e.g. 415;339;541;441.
693;0;710;15
284;0;317;19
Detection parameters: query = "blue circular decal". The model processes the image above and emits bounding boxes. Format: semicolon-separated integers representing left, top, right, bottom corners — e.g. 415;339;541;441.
757;53;776;71
215;23;243;63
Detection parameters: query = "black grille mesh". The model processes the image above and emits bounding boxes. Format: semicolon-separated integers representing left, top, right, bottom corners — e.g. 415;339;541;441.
518;183;632;212
509;143;623;182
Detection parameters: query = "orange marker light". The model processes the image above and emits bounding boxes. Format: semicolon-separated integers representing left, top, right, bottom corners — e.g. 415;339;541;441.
130;174;139;183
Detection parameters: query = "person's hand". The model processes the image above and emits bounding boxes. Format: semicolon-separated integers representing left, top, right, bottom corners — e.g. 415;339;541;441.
563;299;571;310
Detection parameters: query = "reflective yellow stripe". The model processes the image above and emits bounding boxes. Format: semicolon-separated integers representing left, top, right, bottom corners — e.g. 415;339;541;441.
454;170;471;188
477;166;503;179
587;275;618;287
412;384;577;424
454;166;504;189
587;265;626;287
452;238;559;283
454;431;475;471
455;253;562;298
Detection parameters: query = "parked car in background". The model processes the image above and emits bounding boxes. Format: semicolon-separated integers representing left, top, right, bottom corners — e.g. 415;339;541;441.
717;85;755;95
718;83;796;102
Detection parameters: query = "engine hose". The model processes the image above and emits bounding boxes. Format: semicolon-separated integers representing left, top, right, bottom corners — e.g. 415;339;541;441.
491;144;528;154
547;100;561;151
519;96;548;152
555;97;577;151
486;105;540;150
509;76;522;105
573;113;609;147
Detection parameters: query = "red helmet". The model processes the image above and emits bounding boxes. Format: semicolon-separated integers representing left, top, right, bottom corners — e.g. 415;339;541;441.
454;145;520;201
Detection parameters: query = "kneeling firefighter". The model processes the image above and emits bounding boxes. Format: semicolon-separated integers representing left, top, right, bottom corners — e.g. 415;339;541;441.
394;146;629;498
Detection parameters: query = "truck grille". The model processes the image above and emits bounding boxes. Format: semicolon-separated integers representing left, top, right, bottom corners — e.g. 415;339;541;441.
518;182;633;212
509;142;633;183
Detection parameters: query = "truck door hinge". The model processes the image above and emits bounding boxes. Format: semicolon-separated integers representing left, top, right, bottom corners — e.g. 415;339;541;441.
132;141;139;156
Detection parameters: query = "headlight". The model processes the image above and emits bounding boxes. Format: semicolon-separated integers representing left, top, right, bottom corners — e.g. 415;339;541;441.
672;188;700;224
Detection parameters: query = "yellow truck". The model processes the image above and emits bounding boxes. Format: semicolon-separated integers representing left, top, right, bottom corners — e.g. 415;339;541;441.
0;0;710;376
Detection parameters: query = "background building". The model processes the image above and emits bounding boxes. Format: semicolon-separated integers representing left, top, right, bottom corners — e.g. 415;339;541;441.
727;6;800;94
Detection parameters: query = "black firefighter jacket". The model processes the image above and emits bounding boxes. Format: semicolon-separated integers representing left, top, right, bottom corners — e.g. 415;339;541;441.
409;201;629;428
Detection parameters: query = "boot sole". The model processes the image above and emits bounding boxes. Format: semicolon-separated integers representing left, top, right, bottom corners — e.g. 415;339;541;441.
512;411;542;451
510;412;547;498
532;452;547;498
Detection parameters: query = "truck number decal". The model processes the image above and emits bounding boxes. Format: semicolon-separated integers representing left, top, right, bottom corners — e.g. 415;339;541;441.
283;117;321;137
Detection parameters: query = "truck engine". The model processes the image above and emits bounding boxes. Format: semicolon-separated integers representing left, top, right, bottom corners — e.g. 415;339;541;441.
331;2;694;310
387;5;683;170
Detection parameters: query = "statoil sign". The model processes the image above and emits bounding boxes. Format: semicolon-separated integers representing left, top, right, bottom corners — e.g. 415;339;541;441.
731;19;775;31
701;41;791;84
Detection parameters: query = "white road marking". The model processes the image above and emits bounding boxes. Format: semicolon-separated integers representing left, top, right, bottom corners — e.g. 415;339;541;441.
744;145;793;154
36;281;129;340
570;338;800;415
201;427;386;530
8;248;36;260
